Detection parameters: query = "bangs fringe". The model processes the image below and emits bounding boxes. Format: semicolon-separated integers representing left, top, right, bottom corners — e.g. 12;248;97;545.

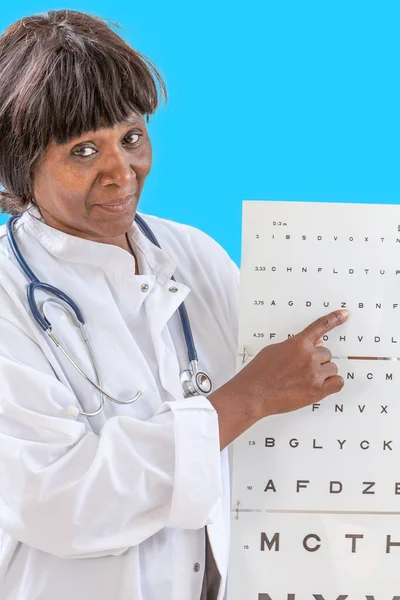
11;32;166;144
0;10;167;213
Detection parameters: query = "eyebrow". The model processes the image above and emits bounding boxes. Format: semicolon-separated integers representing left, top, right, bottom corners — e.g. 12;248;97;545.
103;118;143;134
118;116;143;127
67;119;143;144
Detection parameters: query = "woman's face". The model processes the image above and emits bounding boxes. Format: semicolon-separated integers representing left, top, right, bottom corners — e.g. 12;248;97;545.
33;114;152;245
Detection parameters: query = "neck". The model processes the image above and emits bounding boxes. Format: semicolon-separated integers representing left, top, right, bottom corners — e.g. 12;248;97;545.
36;206;139;273
113;233;134;255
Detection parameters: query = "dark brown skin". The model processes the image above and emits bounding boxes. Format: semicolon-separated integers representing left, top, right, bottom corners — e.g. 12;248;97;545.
33;114;152;258
32;119;348;450
209;309;348;449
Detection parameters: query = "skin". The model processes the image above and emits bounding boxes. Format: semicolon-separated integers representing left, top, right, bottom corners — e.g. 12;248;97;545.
31;115;349;448
208;309;348;449
33;113;152;261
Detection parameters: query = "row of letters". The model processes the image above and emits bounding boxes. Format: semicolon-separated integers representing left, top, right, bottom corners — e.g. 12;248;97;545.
260;532;400;554
258;594;400;599
267;301;400;309
261;479;400;495
263;438;395;450
255;266;400;275
268;332;400;344
268;233;400;242
310;404;392;414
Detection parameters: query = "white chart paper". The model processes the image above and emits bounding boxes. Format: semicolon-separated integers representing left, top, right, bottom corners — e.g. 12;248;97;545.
228;201;400;599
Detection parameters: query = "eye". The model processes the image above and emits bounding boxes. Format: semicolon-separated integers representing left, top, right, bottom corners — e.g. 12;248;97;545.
73;146;97;158
124;132;142;145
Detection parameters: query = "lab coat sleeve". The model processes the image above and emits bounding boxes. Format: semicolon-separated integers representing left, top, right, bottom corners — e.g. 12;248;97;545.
0;316;223;559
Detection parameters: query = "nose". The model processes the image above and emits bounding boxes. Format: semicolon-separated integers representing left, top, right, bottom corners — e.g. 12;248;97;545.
98;151;136;188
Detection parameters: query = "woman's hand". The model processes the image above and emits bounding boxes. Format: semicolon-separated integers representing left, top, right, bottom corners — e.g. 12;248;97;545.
209;309;349;450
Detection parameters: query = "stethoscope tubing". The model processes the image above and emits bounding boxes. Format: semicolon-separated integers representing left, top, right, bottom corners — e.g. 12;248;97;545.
8;214;198;364
6;213;213;413
134;214;198;364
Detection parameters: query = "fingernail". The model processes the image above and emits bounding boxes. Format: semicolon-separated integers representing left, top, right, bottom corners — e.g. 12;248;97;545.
340;309;349;319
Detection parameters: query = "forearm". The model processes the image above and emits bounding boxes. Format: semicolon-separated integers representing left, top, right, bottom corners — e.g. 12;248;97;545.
208;380;259;450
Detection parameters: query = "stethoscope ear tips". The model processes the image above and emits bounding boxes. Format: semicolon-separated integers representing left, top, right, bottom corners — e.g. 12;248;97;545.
64;405;80;418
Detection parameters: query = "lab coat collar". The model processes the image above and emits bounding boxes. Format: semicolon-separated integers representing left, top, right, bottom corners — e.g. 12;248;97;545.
20;206;178;280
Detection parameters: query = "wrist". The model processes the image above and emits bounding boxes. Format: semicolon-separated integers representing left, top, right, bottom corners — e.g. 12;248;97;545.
208;378;261;449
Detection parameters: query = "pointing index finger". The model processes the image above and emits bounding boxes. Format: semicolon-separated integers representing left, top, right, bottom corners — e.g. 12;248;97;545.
301;310;349;343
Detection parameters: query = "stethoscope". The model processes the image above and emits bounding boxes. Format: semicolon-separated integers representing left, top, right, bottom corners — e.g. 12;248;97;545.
6;214;213;418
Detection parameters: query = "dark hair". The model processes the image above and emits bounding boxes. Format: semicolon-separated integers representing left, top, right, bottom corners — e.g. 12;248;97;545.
0;10;167;214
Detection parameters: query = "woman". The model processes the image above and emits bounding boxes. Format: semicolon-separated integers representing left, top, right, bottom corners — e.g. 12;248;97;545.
0;10;347;600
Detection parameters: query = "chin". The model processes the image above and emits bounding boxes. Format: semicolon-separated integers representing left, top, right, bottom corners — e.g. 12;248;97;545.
91;201;137;236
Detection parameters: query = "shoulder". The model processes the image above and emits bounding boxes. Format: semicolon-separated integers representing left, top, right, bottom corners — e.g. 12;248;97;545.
140;212;218;249
0;216;28;263
139;213;239;282
139;213;240;337
0;221;10;252
0;219;42;336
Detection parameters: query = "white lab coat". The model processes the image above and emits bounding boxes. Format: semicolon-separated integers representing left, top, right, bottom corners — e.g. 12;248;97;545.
0;208;239;600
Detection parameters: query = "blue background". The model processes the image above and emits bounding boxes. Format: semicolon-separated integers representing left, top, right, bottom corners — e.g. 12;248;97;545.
1;1;399;264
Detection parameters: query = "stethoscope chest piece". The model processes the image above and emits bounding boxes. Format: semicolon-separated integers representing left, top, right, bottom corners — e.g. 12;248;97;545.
7;213;214;417
180;360;213;397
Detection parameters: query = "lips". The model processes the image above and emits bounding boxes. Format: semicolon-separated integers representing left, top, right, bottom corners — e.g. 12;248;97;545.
98;193;136;207
94;194;135;213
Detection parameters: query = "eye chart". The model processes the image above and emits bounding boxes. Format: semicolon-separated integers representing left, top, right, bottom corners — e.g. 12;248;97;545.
228;201;400;600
